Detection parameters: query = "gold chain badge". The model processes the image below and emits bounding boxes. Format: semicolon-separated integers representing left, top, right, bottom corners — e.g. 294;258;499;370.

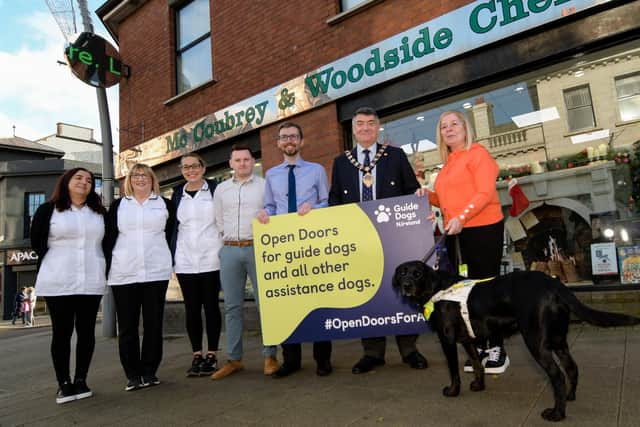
345;144;388;188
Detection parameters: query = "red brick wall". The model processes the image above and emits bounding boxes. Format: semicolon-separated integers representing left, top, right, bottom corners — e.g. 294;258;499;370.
260;103;344;176
116;0;473;162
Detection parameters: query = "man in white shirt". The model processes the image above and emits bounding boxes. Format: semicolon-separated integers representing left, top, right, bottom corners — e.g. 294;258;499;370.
212;144;279;380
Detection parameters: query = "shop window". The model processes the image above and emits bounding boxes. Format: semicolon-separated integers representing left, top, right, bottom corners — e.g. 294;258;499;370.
563;85;596;132
160;159;262;302
175;0;212;94
616;72;640;122
365;40;640;283
24;193;45;238
94;178;103;196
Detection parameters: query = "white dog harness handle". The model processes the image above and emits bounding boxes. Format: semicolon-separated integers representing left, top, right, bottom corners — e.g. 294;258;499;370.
423;278;494;338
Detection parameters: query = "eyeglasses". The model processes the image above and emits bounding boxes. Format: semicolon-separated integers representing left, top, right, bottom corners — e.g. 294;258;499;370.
181;163;202;171
278;134;300;142
131;174;149;180
441;121;463;130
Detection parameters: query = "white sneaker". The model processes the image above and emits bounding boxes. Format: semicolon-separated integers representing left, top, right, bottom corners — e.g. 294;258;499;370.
484;346;510;374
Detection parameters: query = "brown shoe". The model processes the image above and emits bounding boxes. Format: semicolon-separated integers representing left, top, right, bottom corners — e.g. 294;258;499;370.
263;356;279;375
211;360;243;380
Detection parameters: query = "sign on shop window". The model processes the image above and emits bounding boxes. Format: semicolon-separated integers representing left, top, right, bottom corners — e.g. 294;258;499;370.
590;242;618;276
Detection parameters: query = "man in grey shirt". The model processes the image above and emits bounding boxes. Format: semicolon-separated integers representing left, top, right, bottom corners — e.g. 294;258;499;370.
212;144;279;380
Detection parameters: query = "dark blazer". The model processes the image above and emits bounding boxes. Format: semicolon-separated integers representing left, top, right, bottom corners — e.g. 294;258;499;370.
103;196;176;275
329;144;420;206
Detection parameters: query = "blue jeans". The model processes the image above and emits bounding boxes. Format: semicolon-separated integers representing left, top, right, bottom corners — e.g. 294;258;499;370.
219;245;276;360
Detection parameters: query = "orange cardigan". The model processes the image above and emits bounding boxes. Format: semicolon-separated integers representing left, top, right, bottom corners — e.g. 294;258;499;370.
428;143;503;228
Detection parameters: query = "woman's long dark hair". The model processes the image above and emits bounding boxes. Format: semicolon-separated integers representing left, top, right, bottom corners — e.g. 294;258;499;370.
50;167;106;215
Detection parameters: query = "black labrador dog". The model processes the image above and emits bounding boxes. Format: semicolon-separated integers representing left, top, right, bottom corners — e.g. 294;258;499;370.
392;261;640;422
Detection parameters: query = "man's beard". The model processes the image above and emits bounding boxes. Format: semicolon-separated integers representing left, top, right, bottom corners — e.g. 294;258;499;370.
282;145;299;156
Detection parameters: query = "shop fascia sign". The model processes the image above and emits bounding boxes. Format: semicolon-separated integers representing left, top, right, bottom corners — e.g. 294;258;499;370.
6;249;38;266
118;0;598;176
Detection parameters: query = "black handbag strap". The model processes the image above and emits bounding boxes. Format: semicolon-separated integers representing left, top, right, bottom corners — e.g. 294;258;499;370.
455;235;463;267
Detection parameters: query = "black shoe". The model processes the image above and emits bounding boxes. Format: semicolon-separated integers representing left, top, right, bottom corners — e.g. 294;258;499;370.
56;381;76;404
141;375;160;387
352;356;385;374
484;346;510;374
73;378;93;400
272;364;301;379
125;377;142;391
402;351;428;369
199;353;217;375
186;355;203;377
316;360;333;377
463;348;487;373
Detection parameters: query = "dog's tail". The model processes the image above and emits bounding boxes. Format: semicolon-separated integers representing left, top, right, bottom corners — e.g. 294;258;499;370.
556;283;640;327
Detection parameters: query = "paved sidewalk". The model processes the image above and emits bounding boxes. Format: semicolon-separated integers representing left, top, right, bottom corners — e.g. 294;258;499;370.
0;321;638;426
0;315;51;331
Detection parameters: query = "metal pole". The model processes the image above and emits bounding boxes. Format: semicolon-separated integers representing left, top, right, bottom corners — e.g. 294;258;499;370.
97;86;117;338
77;0;116;338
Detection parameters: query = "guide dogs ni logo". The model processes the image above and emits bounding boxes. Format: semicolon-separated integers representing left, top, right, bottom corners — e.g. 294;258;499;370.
374;205;392;223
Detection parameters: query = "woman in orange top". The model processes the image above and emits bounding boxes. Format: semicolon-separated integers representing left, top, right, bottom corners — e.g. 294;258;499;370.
419;110;508;374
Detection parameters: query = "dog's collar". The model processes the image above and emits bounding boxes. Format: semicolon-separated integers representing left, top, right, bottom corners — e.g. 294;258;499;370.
423;277;495;338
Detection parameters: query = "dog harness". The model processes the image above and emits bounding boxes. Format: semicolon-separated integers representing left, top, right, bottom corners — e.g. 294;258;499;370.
423;277;494;338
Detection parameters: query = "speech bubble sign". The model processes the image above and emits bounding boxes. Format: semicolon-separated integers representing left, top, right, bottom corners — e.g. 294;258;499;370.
254;194;434;345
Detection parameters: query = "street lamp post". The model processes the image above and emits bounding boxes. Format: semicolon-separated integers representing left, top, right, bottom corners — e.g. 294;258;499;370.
46;0;118;337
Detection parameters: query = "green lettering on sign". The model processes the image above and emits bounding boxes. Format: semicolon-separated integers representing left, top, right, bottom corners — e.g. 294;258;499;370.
498;0;531;26
469;0;498;34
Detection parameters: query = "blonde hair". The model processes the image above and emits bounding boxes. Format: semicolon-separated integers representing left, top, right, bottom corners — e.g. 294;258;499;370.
436;110;475;164
123;163;160;197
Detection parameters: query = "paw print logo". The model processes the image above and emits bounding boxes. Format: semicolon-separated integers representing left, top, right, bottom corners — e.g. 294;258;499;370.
374;205;392;223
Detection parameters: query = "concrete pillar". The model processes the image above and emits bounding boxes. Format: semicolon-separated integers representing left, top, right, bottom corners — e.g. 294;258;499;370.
471;97;495;139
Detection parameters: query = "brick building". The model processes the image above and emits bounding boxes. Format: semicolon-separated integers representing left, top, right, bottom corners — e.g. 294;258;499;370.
97;0;640;283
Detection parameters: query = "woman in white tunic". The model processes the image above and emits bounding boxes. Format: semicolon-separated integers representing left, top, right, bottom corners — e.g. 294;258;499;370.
104;163;176;391
31;168;107;405
171;153;223;376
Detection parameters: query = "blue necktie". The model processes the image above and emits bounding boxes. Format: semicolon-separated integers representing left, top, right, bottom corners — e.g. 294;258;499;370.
288;165;297;213
362;149;373;201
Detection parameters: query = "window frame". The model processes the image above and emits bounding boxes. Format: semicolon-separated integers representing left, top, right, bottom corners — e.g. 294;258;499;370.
615;72;640;123
563;84;596;133
328;0;384;24
174;0;213;95
24;192;45;238
340;0;367;12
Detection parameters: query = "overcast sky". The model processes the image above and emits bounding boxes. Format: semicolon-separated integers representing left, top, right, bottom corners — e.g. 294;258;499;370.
0;0;119;150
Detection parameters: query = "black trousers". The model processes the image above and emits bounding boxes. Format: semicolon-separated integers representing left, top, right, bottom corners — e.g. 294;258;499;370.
446;220;504;280
112;281;168;379
176;271;221;353
11;306;24;323
281;341;331;368
362;334;418;359
44;295;102;386
446;220;504;348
